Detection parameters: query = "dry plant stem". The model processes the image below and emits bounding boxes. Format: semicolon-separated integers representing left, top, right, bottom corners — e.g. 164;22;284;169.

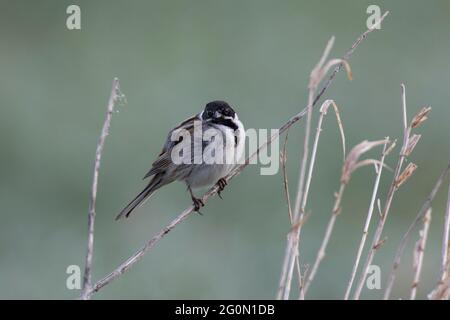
440;184;450;282
277;37;332;300
302;183;345;295
353;84;410;299
429;194;450;300
429;276;450;300
302;100;345;222
281;131;293;223
279;12;388;300
282;37;338;297
281;36;334;300
80;78;121;300
89;205;193;295
343;141;389;299
304;138;388;297
281;89;314;300
410;208;432;300
293;90;314;223
427;187;450;298
299;100;346;295
383;163;450;299
83;12;389;299
280;131;303;290
282;37;347;300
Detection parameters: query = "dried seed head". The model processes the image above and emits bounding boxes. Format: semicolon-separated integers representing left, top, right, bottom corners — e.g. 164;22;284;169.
404;134;421;156
352;159;391;173
411;106;431;129
384;139;397;156
395;162;418;188
342;59;352;81
341;139;387;184
319;100;346;160
309;57;352;89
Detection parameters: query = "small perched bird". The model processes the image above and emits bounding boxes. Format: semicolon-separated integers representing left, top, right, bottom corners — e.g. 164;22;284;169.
116;100;245;220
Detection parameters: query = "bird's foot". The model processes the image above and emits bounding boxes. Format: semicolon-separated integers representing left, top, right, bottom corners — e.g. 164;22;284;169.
217;178;228;199
191;197;205;215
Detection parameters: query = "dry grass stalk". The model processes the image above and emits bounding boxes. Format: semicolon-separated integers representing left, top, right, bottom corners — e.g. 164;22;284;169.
441;184;450;282
297;100;346;296
353;84;418;299
384;163;450;299
306;99;346;204
278;36;335;300
281;131;293;222
410;208;432;300
80;78;124;300
343;139;391;299
428;274;450;300
280;130;303;291
278;11;390;299
341;140;388;184
431;182;450;300
302;138;388;296
279;37;352;300
429;251;450;300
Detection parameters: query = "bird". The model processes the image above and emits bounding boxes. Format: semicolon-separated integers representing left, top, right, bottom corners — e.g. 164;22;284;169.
116;100;245;220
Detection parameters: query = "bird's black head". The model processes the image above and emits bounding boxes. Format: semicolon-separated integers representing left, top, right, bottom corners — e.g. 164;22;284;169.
201;100;238;130
202;100;235;120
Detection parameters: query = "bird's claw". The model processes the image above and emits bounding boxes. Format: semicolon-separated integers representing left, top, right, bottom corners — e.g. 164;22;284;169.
192;197;204;215
217;178;228;199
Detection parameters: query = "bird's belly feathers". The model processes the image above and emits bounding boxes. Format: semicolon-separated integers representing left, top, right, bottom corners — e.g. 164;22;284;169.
183;121;244;189
185;163;231;188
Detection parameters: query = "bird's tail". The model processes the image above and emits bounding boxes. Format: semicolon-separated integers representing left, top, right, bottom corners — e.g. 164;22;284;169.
115;181;159;221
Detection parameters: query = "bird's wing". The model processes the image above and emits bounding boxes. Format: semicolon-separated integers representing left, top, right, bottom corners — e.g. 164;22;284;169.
143;114;200;179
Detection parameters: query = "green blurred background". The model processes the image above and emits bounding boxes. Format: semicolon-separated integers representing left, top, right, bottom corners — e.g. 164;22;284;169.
1;0;449;299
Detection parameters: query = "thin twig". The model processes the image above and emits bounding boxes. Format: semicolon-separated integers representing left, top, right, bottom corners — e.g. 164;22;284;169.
428;186;450;300
305;183;345;293
83;12;389;299
303;100;346;222
280;130;303;290
88;205;193;295
428;274;450;300
299;100;347;295
304;139;388;296
282;83;314;300
353;83;412;299
410;208;432;300
281;37;351;300
440;183;450;283
278;90;312;299
343;140;390;299
383;163;450;299
80;78;122;300
281;131;294;223
282;42;325;298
